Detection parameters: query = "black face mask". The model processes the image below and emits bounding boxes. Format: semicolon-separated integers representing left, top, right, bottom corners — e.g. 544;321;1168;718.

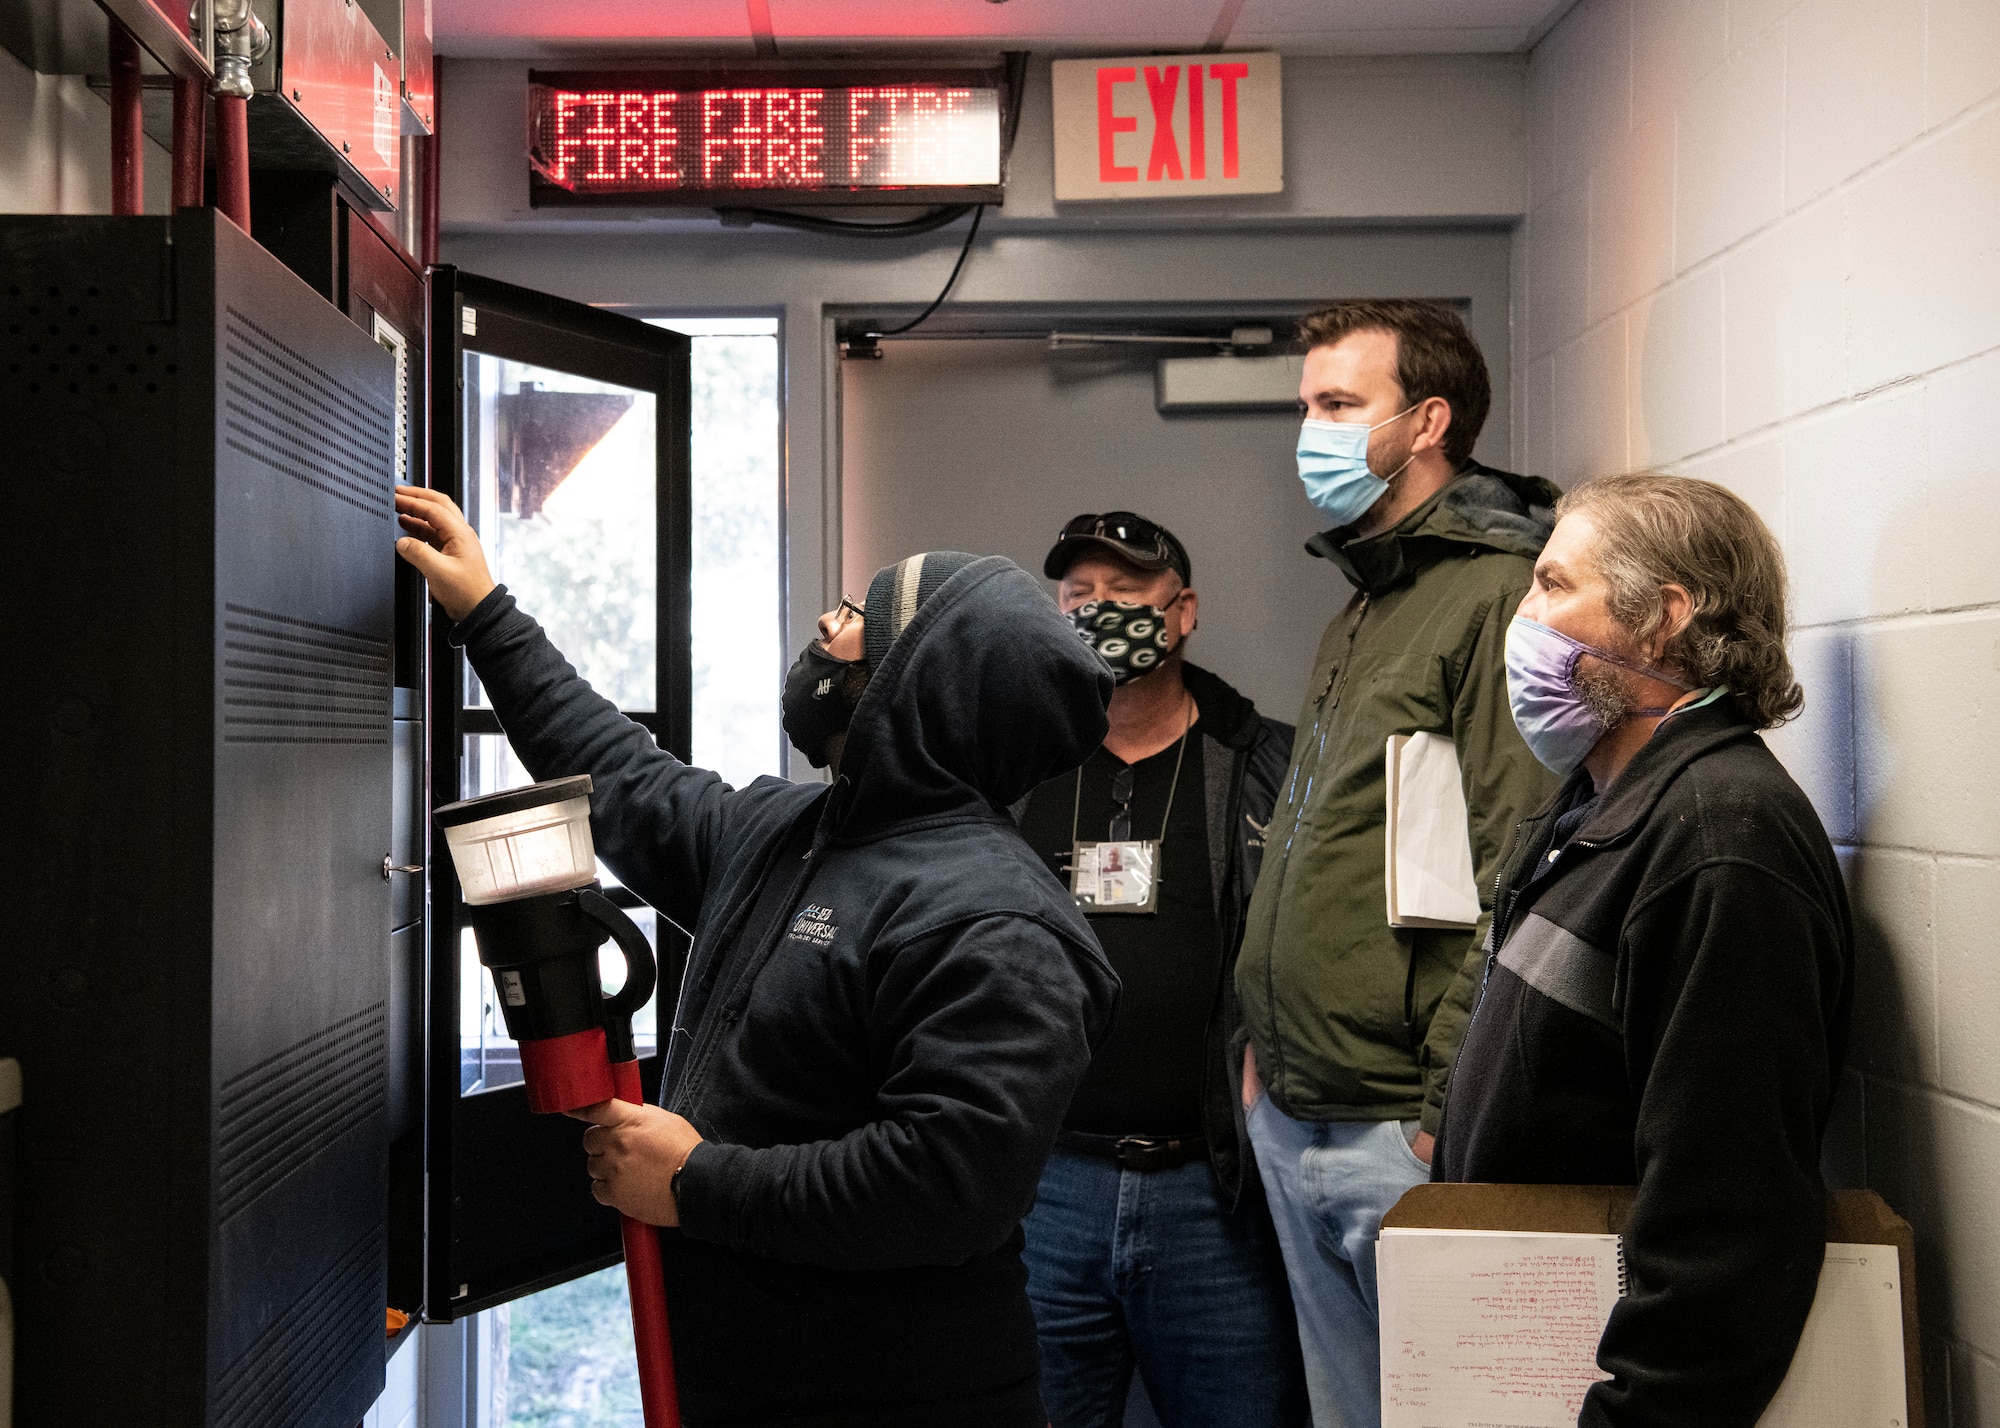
782;642;864;769
1067;598;1180;685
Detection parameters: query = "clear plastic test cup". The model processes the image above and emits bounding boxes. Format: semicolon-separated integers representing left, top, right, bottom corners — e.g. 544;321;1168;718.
434;774;597;906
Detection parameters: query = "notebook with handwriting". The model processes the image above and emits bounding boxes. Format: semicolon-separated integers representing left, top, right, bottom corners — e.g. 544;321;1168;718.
1378;1227;1908;1428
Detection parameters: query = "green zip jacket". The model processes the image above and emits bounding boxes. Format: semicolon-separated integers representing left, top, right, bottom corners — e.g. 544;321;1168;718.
1235;466;1562;1133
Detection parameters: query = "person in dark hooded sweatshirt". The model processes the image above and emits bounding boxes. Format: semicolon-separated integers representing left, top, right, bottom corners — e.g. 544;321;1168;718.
393;485;1120;1428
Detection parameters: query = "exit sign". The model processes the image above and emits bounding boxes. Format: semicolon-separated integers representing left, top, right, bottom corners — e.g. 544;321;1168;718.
1051;52;1281;201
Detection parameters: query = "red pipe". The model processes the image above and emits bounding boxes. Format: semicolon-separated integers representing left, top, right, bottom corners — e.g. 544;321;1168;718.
171;75;206;210
215;94;251;231
611;1057;682;1428
420;57;441;267
108;21;144;215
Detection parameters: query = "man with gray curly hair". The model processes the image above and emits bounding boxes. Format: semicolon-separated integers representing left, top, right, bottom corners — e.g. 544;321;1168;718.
1434;472;1855;1428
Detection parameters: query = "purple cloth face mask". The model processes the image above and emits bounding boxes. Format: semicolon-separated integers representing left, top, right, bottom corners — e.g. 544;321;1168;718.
1504;616;1691;776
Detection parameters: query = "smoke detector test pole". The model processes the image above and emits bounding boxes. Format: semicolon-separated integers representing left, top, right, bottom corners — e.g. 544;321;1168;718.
433;776;681;1428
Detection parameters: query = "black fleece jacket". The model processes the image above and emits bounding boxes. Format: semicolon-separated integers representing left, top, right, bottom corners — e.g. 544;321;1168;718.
1184;663;1294;1206
453;556;1120;1428
1434;698;1854;1428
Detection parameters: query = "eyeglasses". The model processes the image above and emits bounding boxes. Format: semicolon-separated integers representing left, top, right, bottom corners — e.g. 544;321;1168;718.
824;596;865;639
1108;765;1135;841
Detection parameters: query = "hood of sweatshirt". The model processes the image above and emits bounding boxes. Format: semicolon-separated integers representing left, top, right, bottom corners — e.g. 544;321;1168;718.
834;555;1114;839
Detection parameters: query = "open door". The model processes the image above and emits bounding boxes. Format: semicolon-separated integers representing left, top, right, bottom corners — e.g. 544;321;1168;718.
425;268;692;1317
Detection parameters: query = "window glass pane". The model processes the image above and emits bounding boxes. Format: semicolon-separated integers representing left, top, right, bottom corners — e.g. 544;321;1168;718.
459;734;659;1098
651;319;783;786
488;1264;641;1426
462;353;658;711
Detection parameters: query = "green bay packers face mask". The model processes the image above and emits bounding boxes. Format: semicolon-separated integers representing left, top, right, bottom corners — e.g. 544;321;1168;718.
1067;598;1181;685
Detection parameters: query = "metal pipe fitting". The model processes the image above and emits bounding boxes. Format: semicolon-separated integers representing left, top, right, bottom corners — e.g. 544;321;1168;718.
210;0;269;100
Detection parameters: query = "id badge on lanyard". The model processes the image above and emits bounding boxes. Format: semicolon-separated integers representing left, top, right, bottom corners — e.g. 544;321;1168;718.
1065;703;1193;918
1071;839;1161;914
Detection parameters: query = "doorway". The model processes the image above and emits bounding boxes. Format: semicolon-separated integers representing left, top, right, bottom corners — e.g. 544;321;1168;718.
840;311;1350;725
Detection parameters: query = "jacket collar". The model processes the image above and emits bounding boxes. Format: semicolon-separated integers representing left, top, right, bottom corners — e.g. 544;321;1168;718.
1181;661;1262;750
1570;695;1759;848
1305;464;1560;597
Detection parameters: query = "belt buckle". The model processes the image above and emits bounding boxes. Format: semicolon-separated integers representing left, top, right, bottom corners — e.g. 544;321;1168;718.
1114;1136;1174;1172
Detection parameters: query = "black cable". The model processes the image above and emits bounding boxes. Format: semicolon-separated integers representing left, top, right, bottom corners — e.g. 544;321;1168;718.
868;204;986;338
1001;51;1029;157
718;203;976;238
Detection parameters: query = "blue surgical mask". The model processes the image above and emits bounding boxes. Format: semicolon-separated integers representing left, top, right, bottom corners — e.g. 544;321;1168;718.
1505;616;1692;777
1295;406;1417;528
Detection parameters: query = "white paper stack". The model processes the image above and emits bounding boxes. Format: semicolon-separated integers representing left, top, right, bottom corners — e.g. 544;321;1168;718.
1385;732;1482;929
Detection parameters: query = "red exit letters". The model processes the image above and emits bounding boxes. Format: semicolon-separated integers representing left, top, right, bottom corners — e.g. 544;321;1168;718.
1094;62;1251;185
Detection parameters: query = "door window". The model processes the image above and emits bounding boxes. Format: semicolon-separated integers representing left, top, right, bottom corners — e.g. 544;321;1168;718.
452;321;781;1098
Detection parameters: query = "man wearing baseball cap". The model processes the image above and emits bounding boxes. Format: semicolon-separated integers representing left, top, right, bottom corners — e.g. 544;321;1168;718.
1014;511;1307;1428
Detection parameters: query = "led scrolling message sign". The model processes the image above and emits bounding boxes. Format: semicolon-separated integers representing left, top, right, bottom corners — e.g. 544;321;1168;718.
528;70;1006;205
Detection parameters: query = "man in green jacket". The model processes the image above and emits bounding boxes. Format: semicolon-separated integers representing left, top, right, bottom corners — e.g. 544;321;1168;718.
1235;300;1561;1428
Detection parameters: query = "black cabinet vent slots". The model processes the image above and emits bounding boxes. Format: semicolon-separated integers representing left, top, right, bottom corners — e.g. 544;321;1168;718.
214;1002;389;1223
213;1224;384;1428
222;603;391;746
222;306;394;517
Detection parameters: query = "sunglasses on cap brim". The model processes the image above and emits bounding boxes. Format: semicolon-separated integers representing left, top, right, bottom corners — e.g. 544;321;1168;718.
1059;512;1175;560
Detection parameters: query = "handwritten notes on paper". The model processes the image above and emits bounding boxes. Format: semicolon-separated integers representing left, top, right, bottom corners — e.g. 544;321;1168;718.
1379;1229;1622;1428
1758;1246;1907;1428
1378;1229;1909;1428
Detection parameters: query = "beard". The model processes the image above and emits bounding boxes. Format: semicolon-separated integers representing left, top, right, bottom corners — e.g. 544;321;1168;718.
1369;423;1419;486
1572;659;1636;731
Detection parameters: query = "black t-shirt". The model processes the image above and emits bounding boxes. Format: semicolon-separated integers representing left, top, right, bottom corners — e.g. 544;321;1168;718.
1018;729;1219;1136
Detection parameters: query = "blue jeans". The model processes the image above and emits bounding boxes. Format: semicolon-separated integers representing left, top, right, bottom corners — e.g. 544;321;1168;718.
1243;1099;1432;1428
1022;1148;1309;1428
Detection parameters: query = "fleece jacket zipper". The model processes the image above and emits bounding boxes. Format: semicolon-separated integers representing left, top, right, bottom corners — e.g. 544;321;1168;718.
1257;592;1371;1099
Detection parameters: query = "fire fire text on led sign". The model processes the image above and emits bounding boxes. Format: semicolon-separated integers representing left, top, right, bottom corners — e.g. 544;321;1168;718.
528;81;1002;200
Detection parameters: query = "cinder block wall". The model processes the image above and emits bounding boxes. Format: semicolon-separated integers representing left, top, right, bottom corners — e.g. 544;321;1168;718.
1511;0;2000;1419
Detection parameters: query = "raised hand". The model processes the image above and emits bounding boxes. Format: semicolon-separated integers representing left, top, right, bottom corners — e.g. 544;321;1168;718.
394;484;498;622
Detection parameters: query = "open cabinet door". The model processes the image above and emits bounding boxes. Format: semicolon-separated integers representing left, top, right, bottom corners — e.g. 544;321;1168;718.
425;267;692;1318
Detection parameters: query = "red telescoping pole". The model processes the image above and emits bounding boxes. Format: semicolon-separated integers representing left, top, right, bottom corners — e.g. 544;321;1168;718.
611;1057;683;1428
512;1029;680;1426
467;879;683;1428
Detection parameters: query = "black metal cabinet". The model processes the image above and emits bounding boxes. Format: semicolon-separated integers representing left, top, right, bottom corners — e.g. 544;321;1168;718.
0;209;395;1427
424;267;692;1317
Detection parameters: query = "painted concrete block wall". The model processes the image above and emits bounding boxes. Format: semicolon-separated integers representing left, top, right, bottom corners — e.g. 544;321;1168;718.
1512;0;2000;1419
